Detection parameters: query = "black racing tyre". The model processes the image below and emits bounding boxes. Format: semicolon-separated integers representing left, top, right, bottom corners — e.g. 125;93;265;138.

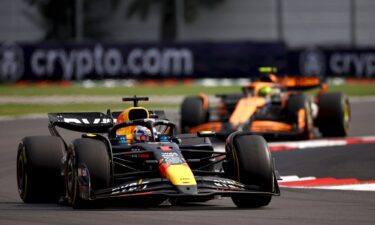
17;136;65;203
180;96;208;133
285;94;314;140
66;138;110;208
316;92;350;137
225;132;274;208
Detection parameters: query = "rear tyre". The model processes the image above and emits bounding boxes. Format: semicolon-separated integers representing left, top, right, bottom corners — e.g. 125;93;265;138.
66;138;110;209
225;132;274;208
180;96;209;133
316;92;350;137
17;136;65;203
285;94;314;140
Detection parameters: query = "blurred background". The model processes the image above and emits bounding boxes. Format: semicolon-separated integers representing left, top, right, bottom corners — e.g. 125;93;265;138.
2;0;374;46
0;0;374;83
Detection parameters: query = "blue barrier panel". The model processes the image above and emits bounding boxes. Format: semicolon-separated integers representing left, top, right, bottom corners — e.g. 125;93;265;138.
288;47;375;78
0;41;286;82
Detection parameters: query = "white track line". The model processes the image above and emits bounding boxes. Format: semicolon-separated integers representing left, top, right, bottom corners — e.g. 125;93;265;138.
213;135;375;153
268;136;375;151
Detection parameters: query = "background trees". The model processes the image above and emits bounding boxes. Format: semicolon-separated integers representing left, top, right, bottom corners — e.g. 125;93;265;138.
23;0;225;41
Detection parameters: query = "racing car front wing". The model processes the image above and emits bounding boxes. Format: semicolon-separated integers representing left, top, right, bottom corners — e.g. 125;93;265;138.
85;175;280;201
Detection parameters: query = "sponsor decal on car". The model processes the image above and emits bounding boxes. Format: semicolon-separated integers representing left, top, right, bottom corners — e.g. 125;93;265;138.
63;118;113;124
111;179;150;195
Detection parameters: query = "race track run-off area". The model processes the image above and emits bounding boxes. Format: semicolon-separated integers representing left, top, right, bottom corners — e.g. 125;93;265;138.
213;135;375;192
271;137;375;191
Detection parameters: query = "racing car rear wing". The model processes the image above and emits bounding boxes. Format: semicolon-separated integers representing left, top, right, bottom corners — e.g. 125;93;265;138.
48;112;115;133
245;76;325;92
48;110;167;133
277;76;323;90
257;67;324;90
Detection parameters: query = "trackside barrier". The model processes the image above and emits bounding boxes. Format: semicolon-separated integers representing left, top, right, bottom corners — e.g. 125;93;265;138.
2;41;375;83
288;47;375;78
0;41;286;82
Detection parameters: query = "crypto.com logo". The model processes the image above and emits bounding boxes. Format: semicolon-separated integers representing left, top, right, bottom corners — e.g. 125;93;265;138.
299;48;326;76
0;43;24;82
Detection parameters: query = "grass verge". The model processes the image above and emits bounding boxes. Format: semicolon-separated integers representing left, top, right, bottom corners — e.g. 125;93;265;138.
1;83;375;117
0;103;178;117
0;84;240;96
1;83;375;96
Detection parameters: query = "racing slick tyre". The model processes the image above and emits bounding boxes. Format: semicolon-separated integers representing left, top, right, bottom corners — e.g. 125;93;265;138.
17;136;65;203
225;132;274;208
180;96;209;133
316;92;350;137
285;94;314;140
66;138;110;209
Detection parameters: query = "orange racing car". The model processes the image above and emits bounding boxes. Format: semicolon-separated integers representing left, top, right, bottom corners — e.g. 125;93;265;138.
180;68;350;140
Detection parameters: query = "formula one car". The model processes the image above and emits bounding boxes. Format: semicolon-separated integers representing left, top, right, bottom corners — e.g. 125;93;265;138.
180;68;350;140
17;96;280;209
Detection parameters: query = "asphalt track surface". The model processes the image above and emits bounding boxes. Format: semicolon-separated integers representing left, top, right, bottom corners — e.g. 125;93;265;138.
1;101;375;225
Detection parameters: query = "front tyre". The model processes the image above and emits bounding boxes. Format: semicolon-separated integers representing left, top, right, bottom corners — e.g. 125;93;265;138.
17;136;65;203
316;92;350;137
66;138;110;208
285;94;314;140
180;96;209;133
225;132;274;208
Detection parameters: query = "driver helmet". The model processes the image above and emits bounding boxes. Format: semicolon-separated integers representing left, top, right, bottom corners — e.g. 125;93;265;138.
133;126;152;142
258;86;275;97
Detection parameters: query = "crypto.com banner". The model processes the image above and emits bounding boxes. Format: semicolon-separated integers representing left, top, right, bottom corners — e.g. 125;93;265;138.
0;41;286;82
288;47;375;78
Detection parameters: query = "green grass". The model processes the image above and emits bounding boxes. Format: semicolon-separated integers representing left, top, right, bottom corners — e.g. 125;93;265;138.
0;103;178;117
305;84;375;96
0;84;240;96
1;82;375;117
1;83;375;96
324;84;375;96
